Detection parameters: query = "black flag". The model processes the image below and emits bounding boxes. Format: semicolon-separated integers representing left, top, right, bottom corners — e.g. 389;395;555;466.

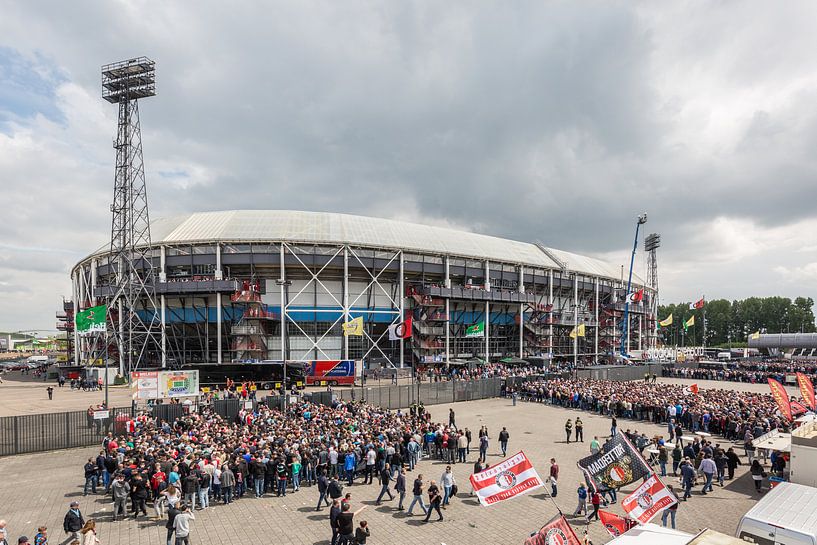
577;431;651;492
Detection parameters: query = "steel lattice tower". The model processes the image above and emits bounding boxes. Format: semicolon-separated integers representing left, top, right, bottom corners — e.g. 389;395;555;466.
102;57;162;374
645;233;661;349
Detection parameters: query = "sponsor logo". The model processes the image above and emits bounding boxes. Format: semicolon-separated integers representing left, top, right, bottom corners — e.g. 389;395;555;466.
495;470;517;490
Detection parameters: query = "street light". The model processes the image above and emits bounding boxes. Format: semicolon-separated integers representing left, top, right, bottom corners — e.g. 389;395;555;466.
620;213;647;358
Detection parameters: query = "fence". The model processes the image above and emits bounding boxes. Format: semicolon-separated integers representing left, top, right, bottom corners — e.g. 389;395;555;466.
334;377;503;410
0;406;134;457
575;363;668;382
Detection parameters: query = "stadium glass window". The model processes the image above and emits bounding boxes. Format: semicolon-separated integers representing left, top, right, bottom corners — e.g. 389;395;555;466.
166;246;191;256
191;245;215;255
424;255;443;265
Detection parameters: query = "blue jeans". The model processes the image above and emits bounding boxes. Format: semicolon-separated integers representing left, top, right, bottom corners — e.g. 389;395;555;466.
198;487;209;508
376;483;393;503
702;472;714;493
659;461;667;477
102;470;111;491
292;473;300;490
662;508;676;529
277;478;287;496
222;486;233;503
317;490;329;509
407;494;427;515
255;477;265;497
84;476;97;494
443;485;452;505
500;441;508;456
683;480;693;499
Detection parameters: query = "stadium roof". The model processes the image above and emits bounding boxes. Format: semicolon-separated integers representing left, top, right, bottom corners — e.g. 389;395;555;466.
88;210;642;283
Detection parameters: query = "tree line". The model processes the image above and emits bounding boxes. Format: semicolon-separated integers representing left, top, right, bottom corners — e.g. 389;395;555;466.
658;296;816;347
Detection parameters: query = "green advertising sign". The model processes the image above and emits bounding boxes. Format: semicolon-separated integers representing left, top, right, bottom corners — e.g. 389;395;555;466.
466;321;485;338
75;304;107;335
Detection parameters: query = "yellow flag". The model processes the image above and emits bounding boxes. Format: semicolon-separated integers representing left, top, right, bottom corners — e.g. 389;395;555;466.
343;316;364;336
750;331;760;340
569;323;586;339
684;315;695;329
659;314;673;327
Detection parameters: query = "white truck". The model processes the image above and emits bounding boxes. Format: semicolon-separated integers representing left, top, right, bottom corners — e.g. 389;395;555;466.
736;482;817;545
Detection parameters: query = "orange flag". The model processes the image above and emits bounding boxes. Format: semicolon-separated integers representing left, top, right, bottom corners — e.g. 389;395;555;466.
768;378;793;422
796;372;816;412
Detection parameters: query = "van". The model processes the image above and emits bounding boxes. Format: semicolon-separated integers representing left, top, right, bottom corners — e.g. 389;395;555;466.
736;482;817;544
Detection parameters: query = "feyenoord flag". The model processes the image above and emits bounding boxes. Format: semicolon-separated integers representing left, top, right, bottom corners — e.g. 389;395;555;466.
768;378;793;422
622;473;677;524
524;514;581;545
577;431;651;492
387;317;413;341
470;451;544;506
796;372;816;412
689;298;705;310
683;383;699;395
626;289;644;303
599;510;637;538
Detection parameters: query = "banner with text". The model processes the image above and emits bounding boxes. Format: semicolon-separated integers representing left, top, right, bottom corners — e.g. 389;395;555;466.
577;431;651;492
621;473;677;524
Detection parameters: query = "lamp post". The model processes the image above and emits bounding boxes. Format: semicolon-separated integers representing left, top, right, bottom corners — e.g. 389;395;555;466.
620;213;648;358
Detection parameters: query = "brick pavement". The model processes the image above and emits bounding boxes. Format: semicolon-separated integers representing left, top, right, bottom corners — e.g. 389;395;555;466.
0;397;762;545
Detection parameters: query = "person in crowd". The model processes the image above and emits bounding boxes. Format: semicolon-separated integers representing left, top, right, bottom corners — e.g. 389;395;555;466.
565;419;573;443
395;467;407;511
573;483;587;517
575;418;584;442
407;474;428;516
423;481;444;522
354;520;370;545
172;503;195;545
498;427;510;457
750;460;766;493
79;521;98;545
374;464;394;505
549;459;559;497
661;486;679;529
62;502;84;543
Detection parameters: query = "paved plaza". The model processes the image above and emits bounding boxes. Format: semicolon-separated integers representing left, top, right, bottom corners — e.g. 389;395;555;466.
0;395;763;545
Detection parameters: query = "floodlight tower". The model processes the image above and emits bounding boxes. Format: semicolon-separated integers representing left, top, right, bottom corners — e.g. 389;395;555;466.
645;233;661;350
101;57;162;375
620;213;648;357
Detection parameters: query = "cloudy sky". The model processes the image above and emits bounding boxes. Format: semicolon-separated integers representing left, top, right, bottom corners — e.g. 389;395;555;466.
1;1;816;332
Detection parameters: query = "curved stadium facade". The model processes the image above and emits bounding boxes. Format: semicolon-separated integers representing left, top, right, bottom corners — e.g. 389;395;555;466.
71;210;654;368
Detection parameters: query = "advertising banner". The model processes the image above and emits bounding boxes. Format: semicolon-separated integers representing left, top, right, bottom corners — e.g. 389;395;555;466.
768;378;793;421
131;371;159;400
159;370;199;398
75;304;107;335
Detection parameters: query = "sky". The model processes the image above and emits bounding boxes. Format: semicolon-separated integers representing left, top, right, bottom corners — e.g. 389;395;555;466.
1;1;816;332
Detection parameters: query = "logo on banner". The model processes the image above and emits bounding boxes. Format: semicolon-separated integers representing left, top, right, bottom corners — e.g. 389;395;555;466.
495;471;517;490
636;491;654;510
606;463;633;487
543;528;570;545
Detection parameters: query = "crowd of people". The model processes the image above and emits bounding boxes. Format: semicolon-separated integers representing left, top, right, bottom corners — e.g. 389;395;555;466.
663;360;817;384
58;397;496;545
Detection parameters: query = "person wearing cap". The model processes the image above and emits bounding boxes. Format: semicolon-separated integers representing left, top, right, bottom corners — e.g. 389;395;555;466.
62;502;84;544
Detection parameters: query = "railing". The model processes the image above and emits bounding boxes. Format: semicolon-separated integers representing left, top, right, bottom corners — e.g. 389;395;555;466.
0;406;134;457
333;377;503;409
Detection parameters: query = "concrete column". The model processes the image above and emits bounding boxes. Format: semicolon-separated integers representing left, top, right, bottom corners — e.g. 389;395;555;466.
216;292;223;364
594;278;600;362
548;270;554;357
161;294;167;368
280;244;287;362
445;256;450;365
399;252;404;368
519;265;525;358
159;246;167;282
484;261;490;360
215;244;223;280
343;247;349;361
90;260;98;305
573;275;579;367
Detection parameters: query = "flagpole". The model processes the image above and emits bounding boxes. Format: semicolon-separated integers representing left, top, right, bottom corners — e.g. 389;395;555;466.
702;295;707;350
104;328;109;409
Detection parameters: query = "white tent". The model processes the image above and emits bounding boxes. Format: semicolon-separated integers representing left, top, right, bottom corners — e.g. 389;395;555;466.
752;428;792;453
607;523;692;545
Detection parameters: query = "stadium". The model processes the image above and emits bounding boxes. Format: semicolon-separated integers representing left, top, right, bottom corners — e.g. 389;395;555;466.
70;210;655;369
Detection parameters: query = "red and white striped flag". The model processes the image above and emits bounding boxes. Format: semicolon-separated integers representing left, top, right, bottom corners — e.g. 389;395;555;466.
470;451;544;506
622;474;677;524
683;383;699;395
